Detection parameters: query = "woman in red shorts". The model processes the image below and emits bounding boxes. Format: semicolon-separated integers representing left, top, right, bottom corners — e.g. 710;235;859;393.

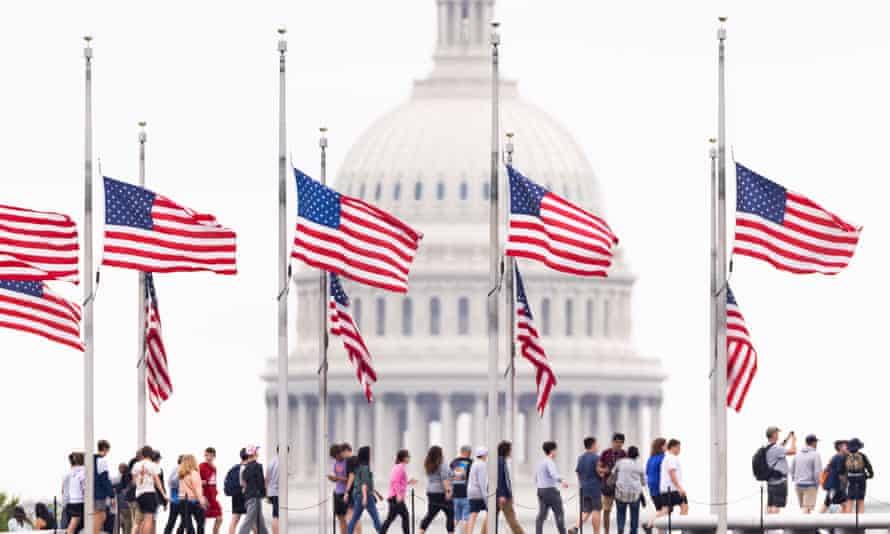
201;447;223;534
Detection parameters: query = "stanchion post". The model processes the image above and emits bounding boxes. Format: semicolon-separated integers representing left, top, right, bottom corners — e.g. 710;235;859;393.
411;488;416;534
53;496;58;534
760;484;764;534
667;485;672;534
579;490;584;534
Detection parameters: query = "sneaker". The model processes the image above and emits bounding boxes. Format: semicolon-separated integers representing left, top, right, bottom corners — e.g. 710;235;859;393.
568;529;578;534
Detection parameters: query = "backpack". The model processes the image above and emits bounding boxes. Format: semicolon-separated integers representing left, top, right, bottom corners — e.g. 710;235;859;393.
845;452;866;474
224;465;242;497
752;443;777;481
819;466;829;488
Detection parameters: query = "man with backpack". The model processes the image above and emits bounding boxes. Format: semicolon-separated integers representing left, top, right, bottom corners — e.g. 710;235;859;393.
754;426;796;514
238;445;268;534
599;433;627;534
225;449;249;534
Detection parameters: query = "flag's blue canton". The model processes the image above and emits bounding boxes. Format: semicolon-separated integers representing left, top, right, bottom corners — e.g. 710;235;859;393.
514;265;533;318
295;168;341;228
727;286;737;306
145;272;159;307
508;166;548;217
736;164;787;225
330;272;349;306
104;177;156;229
0;279;42;297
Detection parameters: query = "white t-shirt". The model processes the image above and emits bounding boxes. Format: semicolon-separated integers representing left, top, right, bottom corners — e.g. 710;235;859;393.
132;460;161;497
659;453;683;494
68;467;86;504
96;455;109;477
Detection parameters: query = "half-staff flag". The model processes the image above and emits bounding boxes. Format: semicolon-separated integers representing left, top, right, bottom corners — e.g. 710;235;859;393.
506;166;618;277
102;177;237;275
144;273;172;412
292;169;422;293
727;285;757;412
0;279;83;351
734;163;862;275
329;273;377;401
0;204;79;283
514;264;556;415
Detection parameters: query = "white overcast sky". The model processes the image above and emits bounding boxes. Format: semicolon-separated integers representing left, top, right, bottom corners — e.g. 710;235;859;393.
1;0;888;511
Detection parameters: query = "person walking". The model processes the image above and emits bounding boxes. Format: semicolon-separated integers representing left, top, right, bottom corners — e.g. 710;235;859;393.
820;440;848;513
179;454;208;534
114;462;133;534
201;448;223;534
599;433;627;534
496;441;524;534
133;446;169;534
535;441;569;534
843;438;873;514
764;427;797;514
93;440;115;534
238;445;268;534
65;452;86;534
612;446;647;534
569;437;602;534
163;456;185;534
658;440;687;516
346;446;384;534
465;447;489;534
224;449;249;534
449;445;474;534
791;435;822;513
418;445;455;534
265;448;281;534
61;452;79;530
341;444;364;534
329;444;350;534
381;449;417;534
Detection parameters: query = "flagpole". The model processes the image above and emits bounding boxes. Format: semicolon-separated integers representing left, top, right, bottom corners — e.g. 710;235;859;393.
504;131;516;453
317;127;330;534
486;20;501;534
82;34;96;534
711;16;729;534
137;121;147;449
276;27;291;534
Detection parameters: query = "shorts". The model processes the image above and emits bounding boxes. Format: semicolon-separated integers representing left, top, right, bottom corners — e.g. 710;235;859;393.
825;487;847;507
66;503;85;518
847;477;866;501
662;491;688;510
453;498;470;521
652;493;666;509
231;494;247;515
334;493;348;517
582;495;603;513
205;495;222;518
469;499;487;514
796;486;818;509
137;493;158;514
95;498;111;512
767;482;788;508
270;496;279;518
602;495;615;512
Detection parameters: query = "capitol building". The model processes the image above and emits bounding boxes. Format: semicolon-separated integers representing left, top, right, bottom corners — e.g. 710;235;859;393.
264;0;665;508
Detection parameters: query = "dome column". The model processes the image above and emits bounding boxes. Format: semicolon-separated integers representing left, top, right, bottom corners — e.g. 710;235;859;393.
649;397;663;442
440;393;455;453
473;392;486;446
596;394;611;446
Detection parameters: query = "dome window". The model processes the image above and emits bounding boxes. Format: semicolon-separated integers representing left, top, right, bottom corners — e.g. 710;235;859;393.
459;181;468;201
458;297;470;335
565;299;574;337
436;181;445;200
585;298;594;337
483;182;490;201
402;298;413;336
603;299;610;338
374;182;382;201
394;182;402;201
376;297;386;336
541;297;551;336
358;184;366;200
415;181;423;201
430;297;441;335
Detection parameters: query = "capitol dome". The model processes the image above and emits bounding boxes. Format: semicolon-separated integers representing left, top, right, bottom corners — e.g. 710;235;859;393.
265;0;664;494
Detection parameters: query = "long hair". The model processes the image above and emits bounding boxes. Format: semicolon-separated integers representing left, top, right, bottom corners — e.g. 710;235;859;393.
357;446;371;466
650;438;667;458
424;446;443;475
178;454;199;479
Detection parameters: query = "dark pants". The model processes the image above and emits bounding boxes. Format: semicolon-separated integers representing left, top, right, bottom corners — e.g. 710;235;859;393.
181;501;206;534
616;500;640;534
381;497;410;534
536;488;566;534
164;501;186;534
420;492;454;532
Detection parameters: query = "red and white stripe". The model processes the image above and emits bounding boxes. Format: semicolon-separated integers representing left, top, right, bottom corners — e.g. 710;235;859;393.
0;205;79;283
104;196;237;275
0;283;83;351
516;303;556;415
727;293;757;412
508;194;619;277
734;192;861;275
329;298;377;402
145;278;172;412
293;197;422;293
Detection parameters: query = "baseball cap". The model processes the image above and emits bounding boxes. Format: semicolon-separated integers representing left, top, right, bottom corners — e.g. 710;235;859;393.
805;434;818;445
475;447;488;458
765;426;780;438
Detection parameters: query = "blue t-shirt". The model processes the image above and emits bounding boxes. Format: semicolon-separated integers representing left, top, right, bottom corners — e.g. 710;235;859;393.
646;453;664;496
575;452;601;497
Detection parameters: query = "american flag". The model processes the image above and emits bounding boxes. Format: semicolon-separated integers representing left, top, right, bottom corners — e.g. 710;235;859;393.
734;163;862;275
514;264;556;415
507;166;619;277
102;177;237;275
329;273;377;402
144;273;172;412
0;204;79;283
0;279;83;351
726;286;757;412
292;169;422;293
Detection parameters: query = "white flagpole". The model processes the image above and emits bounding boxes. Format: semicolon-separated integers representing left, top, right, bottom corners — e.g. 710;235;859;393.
276;27;291;534
318;127;330;534
504;131;516;453
486;20;501;534
710;16;729;534
137;121;147;448
82;34;96;534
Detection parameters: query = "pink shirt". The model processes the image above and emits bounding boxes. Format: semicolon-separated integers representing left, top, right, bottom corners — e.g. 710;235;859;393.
387;463;408;499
